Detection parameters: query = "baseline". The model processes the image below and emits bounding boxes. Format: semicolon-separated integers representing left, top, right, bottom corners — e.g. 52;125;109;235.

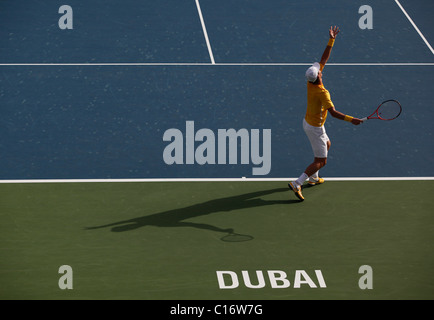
0;177;433;184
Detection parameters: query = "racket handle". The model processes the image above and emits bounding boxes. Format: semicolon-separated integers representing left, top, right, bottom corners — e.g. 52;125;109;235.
361;117;367;121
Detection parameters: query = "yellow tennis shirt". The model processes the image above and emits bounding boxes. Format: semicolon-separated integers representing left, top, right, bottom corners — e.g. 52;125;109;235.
305;64;335;127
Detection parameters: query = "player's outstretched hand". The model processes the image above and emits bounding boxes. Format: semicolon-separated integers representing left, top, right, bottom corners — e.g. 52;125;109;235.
329;26;340;39
351;118;364;125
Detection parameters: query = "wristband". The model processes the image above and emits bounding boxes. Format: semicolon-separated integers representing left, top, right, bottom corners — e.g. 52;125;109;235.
344;115;353;122
328;38;335;47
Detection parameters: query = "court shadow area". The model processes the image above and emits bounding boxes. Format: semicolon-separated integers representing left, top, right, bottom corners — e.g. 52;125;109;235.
86;187;299;240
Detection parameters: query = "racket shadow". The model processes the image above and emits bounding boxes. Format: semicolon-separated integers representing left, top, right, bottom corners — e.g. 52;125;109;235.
86;187;299;241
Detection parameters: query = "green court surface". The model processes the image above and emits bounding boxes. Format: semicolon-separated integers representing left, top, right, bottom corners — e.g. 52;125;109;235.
1;180;433;300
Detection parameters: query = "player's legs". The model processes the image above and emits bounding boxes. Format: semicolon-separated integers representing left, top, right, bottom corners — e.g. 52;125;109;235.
289;121;329;200
305;157;327;177
293;156;326;187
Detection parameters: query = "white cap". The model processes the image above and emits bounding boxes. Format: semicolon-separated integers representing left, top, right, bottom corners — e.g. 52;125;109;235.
305;62;320;82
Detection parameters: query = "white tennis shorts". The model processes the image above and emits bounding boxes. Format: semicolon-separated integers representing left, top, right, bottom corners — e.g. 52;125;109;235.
303;119;329;158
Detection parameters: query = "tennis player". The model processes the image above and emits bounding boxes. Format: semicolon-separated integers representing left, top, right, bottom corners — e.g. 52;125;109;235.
289;26;363;201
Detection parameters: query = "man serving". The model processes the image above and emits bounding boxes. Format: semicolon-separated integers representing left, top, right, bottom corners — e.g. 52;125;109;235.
289;26;364;201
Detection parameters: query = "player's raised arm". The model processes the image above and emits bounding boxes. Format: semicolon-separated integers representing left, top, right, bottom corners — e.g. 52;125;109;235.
319;26;340;67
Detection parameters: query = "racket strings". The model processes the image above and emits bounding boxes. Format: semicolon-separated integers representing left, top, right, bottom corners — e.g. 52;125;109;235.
377;100;402;120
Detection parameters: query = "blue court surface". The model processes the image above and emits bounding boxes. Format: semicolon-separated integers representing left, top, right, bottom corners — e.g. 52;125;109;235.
0;0;433;302
0;0;433;180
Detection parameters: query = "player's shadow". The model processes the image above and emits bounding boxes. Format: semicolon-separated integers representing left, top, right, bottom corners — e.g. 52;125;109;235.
86;187;299;240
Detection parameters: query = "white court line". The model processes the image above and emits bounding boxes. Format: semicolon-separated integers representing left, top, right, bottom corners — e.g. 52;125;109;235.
195;0;215;64
0;177;433;184
395;0;434;55
0;62;433;66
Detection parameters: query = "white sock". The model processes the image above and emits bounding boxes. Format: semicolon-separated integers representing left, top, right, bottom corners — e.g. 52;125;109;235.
295;173;308;186
310;171;319;180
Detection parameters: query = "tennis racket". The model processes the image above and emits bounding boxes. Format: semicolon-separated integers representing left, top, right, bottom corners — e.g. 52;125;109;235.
361;99;402;121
